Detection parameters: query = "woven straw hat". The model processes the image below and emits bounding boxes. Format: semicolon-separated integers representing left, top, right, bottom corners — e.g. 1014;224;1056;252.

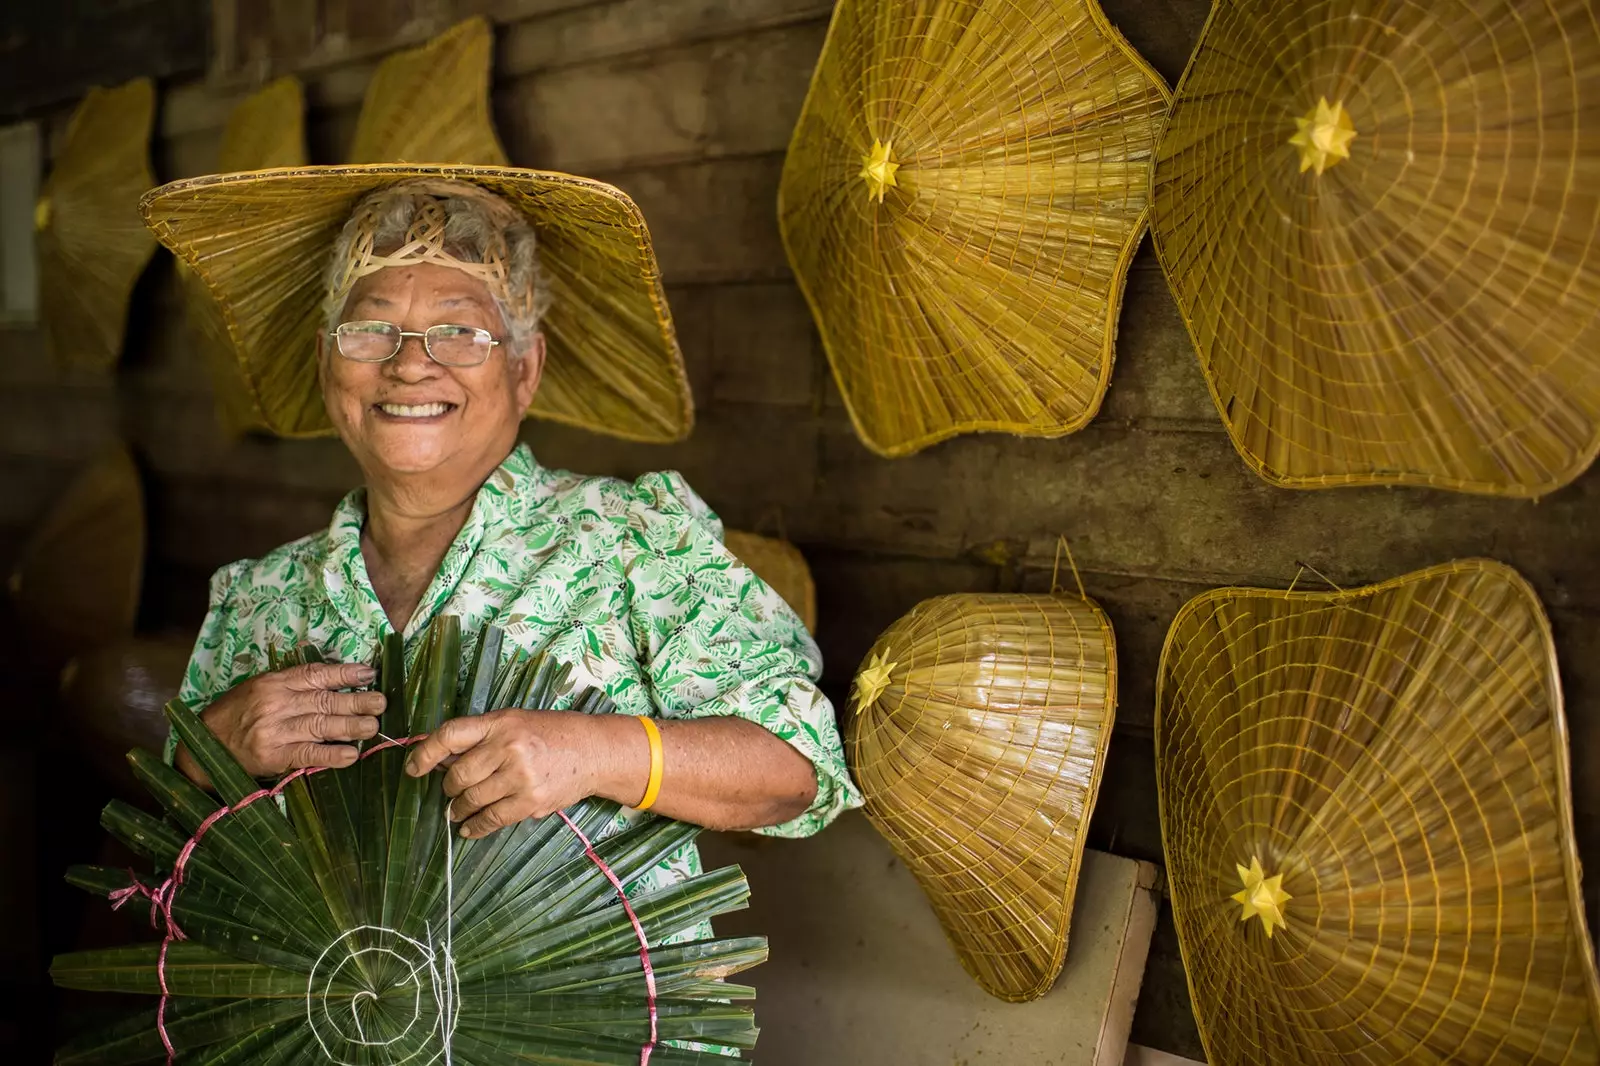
36;78;158;373
1151;3;1600;496
846;592;1117;1001
348;16;507;166
9;445;144;656
186;76;308;434
142;165;693;443
723;530;817;633
1156;560;1600;1063
778;0;1170;457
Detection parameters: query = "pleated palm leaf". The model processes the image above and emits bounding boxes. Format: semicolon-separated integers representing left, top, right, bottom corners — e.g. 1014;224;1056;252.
52;616;766;1064
1150;0;1600;496
778;0;1170;457
1156;560;1600;1064
348;15;507;166
36;78;158;373
845;593;1117;1001
185;76;308;435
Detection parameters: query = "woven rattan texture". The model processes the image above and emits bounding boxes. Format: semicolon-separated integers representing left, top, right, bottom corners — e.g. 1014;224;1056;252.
778;0;1171;458
723;531;817;633
1150;0;1600;497
184;76;308;435
347;16;508;166
10;445;144;653
1156;560;1600;1064
846;593;1117;1001
36;78;158;374
141;165;693;443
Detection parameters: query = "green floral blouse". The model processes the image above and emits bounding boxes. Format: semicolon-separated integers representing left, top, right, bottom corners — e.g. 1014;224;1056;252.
171;443;861;915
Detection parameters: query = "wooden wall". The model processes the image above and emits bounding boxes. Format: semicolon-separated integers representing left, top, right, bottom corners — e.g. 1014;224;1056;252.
5;0;1600;927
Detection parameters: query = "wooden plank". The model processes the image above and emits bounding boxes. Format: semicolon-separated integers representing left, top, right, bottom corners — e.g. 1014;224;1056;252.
707;281;820;406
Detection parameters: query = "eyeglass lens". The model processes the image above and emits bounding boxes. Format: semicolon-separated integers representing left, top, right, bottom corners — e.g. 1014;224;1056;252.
335;321;494;367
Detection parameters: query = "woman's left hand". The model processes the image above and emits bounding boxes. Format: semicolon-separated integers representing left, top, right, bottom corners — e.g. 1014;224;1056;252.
403;709;634;838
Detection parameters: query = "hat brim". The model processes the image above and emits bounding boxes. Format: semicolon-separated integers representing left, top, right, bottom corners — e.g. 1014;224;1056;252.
141;164;694;442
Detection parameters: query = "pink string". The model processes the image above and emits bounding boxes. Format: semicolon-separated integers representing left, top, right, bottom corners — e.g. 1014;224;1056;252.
113;736;658;1064
558;811;659;1065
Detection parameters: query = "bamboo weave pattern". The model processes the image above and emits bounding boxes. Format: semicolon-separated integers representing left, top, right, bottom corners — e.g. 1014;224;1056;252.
1151;0;1600;496
1156;560;1600;1063
778;0;1170;457
846;593;1116;1001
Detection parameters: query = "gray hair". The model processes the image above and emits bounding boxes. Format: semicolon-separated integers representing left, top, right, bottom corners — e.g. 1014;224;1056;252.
323;183;550;356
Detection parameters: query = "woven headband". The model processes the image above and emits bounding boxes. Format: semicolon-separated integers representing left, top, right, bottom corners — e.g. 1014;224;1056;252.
327;180;535;319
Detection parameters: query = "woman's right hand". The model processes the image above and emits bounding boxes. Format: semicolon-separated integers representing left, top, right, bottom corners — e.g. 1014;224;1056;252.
175;662;386;788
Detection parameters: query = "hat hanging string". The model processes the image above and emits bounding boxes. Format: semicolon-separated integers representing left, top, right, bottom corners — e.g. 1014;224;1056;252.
1051;535;1087;601
1287;560;1343;595
752;504;788;542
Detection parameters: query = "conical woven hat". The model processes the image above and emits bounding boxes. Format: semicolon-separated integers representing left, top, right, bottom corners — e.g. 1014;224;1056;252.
185;76;308;434
723;530;817;633
1150;3;1600;497
348;16;507;166
1156;560;1600;1063
36;78;158;373
9;444;144;654
778;0;1170;458
141;165;693;442
845;593;1117;1001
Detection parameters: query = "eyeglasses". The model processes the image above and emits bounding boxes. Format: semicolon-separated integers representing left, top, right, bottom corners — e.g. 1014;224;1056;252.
328;320;502;367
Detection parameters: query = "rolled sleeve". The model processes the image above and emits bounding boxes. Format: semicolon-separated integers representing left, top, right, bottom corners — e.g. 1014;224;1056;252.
621;472;863;837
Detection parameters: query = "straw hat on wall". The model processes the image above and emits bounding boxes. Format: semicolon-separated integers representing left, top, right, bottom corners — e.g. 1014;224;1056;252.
35;78;158;373
1150;1;1600;496
846;592;1117;1001
778;0;1170;458
1156;560;1600;1063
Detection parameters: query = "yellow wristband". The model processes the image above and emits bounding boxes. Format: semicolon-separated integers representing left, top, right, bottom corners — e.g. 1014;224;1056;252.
635;716;664;811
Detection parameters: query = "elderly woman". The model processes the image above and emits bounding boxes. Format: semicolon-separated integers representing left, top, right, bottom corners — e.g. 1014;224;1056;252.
157;168;859;898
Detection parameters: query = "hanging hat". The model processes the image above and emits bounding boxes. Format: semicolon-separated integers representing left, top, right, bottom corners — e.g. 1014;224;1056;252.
348;16;507;166
846;593;1117;1001
36;78;158;373
185;76;308;434
724;530;817;632
1156;560;1600;1063
9;444;145;657
1150;4;1600;496
778;0;1170;457
141;165;693;442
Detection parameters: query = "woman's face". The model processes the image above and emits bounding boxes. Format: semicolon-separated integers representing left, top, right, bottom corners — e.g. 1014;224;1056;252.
320;262;546;485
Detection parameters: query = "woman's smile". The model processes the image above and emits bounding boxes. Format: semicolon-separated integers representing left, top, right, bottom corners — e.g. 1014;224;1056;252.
372;400;458;420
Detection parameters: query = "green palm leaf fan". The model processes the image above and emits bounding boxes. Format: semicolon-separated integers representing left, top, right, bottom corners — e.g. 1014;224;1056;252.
185;76;308;435
777;0;1170;457
36;78;159;373
1156;560;1600;1063
52;617;767;1064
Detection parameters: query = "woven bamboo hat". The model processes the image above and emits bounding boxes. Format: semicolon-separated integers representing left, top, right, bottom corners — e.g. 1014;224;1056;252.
846;592;1117;1001
36;78;158;373
185;76;308;434
1156;560;1600;1063
1150;3;1600;497
9;445;144;656
723;530;817;633
141;165;693;442
778;0;1170;458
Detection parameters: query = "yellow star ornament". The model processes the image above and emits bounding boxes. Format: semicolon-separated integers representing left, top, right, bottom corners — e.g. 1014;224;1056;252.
852;650;898;713
859;139;900;203
1232;855;1291;938
1288;97;1356;176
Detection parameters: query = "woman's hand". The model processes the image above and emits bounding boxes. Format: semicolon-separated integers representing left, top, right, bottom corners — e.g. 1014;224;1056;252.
403;710;638;838
176;662;387;787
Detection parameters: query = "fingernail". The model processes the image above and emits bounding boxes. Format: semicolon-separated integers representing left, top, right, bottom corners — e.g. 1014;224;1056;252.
355;665;376;679
403;760;419;776
459;826;472;838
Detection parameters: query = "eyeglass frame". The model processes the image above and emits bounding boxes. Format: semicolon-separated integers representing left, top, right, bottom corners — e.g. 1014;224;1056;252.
325;320;504;368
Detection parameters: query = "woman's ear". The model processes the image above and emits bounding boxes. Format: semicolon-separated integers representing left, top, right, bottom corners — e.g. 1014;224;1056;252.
513;332;547;410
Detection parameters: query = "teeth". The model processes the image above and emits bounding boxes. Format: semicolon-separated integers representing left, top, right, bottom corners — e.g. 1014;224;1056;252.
378;402;450;417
